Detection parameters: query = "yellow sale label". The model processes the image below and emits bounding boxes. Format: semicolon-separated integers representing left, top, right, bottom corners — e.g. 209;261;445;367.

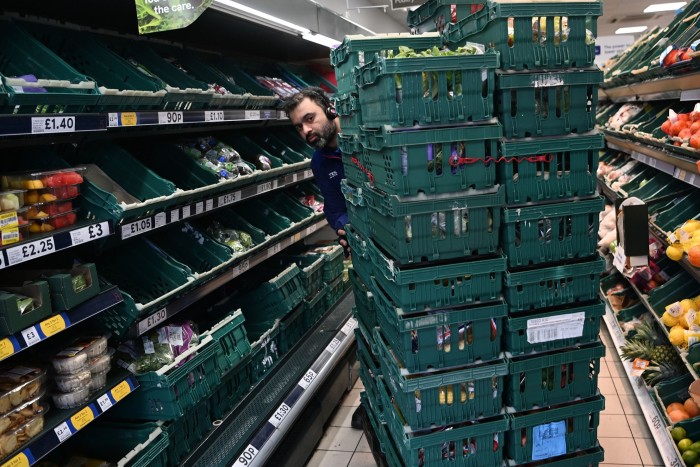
0;339;14;361
0;227;20;246
70;406;95;431
1;453;29;467
120;112;137;126
39;314;66;338
111;380;132;401
0;212;19;229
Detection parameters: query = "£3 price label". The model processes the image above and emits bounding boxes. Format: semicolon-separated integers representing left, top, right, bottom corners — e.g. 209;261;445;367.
31;116;75;134
21;326;41;347
70;221;109;245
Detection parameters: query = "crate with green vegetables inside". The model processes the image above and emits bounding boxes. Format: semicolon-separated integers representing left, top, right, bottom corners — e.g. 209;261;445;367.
375;327;507;431
202;209;267;256
222;132;307;175
355;122;502;196
347;225;505;312
330;33;442;95
442;1;601;71
496;68;602;139
0;281;52;337
506;395;604;465
355;45;498;128
0;20;99;114
246;129;312;166
19;20;166;111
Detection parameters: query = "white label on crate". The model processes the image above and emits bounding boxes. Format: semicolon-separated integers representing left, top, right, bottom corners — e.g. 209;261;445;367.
170;209;180;223
7;237;56;265
154;212;167;229
108;113;119;127
233;445;259;467
298;369;317;390
143;337;155;354
245;110;261;120
341;318;357;336
21;326;41;347
182;205;191;219
531;75;564;88
219;191;241;207
304;169;313;179
206;199;214;211
531;421;566;461
122;218;153;239
232;260;250;279
267;244;281;258
268;402;291;428
54;422;73;443
667;301;684;318
526;312;585;344
31;116;75;134
325;338;341;354
70;221;109;245
138;308;167;335
205;110;225;122
158;111;183;125
97;394;113;412
168;326;184;346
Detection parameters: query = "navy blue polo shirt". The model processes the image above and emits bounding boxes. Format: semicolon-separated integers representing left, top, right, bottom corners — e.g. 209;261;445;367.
311;146;349;231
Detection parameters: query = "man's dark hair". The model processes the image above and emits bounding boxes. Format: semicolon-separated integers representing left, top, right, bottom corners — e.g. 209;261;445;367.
281;86;331;115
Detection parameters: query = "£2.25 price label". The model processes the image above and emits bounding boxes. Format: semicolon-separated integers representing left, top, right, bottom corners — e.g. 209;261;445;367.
6;237;55;266
31;116;75;134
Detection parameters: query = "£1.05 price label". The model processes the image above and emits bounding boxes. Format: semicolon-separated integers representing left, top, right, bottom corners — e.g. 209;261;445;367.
31;116;75;134
158;111;183;125
6;237;56;266
122;218;152;239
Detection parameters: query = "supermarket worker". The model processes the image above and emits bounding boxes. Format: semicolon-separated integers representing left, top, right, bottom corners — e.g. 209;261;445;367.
283;87;366;430
283;87;351;258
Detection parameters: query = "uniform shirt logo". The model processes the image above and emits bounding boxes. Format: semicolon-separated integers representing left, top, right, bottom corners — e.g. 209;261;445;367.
329;171;338;179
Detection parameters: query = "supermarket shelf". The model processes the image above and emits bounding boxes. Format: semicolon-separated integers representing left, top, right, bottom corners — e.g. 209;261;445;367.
648;225;700;286
0;220;112;270
132;217;328;336
605;135;700;189
118;167;314;241
1;372;139;467
181;290;356;467
0;109;286;138
596;177;619;201
603;71;700;103
0;286;123;363
602;304;684;467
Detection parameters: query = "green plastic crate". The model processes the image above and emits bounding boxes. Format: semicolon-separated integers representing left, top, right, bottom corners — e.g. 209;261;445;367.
506;395;604;464
407;1;485;33
496;68;602;138
325;276;346;309
204;310;252;375
266;192;315;225
342;180;372;242
45;263;101;310
358;183;504;264
0;20;99;114
506;341;605;411
213;60;279;109
501;196;603;267
372;276;506;372
304;285;329;328
356;328;383;418
356;52;499;127
361;390;405;467
150;224;233;275
378;375;508;467
443;1;602;71
164;398;212;466
237;263;306;324
497;132;603;204
504;299;605;356
330;33;443;94
209;353;254;421
350;267;375;332
376;327;506;431
118;333;220;420
281;252;325;298
234;199;293;239
0;280;52;337
347;224;506;312
310;244;345;283
653;373;695;427
356;123;502;196
504;256;605;312
72;422;169;467
214;205;288;244
249;320;282;383
335;93;363;136
21;21;166;111
279;304;307;354
248;130;310;165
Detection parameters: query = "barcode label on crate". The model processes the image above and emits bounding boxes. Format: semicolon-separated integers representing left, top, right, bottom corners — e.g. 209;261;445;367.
531;421;566;461
526;312;585;344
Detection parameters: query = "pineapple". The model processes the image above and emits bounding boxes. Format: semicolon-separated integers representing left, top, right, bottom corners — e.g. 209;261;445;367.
620;321;685;386
642;361;685;387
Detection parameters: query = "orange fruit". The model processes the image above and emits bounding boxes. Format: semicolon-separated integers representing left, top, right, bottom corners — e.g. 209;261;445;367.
685;398;700;418
668;402;685;414
669;409;691;423
689;245;700;267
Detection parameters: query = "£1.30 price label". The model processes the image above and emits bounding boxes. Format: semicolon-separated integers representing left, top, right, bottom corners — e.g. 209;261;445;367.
31;116;75;134
158;111;183;125
138;308;167;335
269;402;291;428
6;237;55;265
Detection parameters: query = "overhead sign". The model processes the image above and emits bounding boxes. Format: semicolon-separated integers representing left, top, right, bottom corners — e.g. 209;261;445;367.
135;0;213;34
391;0;427;10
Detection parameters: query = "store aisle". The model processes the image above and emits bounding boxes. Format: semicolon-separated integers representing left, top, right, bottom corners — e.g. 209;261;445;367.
307;325;665;467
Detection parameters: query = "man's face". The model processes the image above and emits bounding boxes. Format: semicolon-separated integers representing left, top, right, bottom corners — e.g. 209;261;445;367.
289;97;337;149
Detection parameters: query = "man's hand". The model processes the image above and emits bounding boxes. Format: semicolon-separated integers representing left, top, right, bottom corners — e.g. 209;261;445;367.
337;228;351;258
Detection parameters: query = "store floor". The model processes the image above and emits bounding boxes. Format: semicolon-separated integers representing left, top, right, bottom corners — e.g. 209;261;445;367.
306;325;664;467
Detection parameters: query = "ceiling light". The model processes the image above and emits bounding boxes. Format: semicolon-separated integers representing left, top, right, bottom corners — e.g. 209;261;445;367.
302;33;342;48
615;26;649;34
644;2;687;12
212;0;310;35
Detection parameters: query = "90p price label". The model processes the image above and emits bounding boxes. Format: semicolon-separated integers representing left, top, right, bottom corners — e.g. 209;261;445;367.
233;445;259;467
158;111;183;125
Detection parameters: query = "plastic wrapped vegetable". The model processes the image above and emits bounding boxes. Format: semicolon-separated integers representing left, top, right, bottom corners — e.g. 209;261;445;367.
15;295;34;315
71;273;87;293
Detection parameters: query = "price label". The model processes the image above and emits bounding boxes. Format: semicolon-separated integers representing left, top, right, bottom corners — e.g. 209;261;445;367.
304;169;313;179
6;237;55;266
154;212;166;229
170;209;180;223
121;112;138;126
205;110;225;122
268;402;291;428
122;218;153;239
298;369;317;389
0;453;29;467
70;221;109;245
218;191;241;207
293;233;302;242
341;318;357;336
0;339;14;361
71;406;95;431
267;244;281;258
291;173;298;183
182;205;191;219
326;338;341;354
245;110;261;120
233;445;259;467
279;110;288;119
111;380;133;402
54;421;73;442
257;181;274;194
97;393;113;412
168;326;184;346
20;326;41;347
306;223;318;235
138;308;167;335
31;116;76;134
158;111;183;125
108;113;119;127
651;414;662;430
206;199;214;211
40;314;66;338
613;248;626;272
232;260;250;279
195;202;204;215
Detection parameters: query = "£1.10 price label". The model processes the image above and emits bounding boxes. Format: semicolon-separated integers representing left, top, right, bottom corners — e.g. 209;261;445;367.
205;110;225;122
6;237;55;266
31;116;76;134
70;221;109;245
158;111;183;125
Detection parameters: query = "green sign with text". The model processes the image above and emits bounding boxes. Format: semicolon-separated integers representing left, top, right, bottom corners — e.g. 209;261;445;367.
135;0;213;34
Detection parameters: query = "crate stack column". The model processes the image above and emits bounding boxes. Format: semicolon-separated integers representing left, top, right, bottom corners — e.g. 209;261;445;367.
333;33;515;466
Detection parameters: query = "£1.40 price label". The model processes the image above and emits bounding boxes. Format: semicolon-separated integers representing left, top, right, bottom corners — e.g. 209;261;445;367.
31;116;75;134
6;237;55;266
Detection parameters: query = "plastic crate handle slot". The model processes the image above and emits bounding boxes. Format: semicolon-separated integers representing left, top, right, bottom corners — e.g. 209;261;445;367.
355;57;384;88
449;153;553;167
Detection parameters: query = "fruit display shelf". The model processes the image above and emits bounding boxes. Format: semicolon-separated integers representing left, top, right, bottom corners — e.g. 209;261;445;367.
601;71;700;104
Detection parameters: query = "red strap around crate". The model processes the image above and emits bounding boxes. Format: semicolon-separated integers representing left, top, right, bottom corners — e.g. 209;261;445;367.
351;155;375;183
448;153;554;167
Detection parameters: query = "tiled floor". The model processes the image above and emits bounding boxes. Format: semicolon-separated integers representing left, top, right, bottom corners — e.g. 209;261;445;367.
306;325;665;466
